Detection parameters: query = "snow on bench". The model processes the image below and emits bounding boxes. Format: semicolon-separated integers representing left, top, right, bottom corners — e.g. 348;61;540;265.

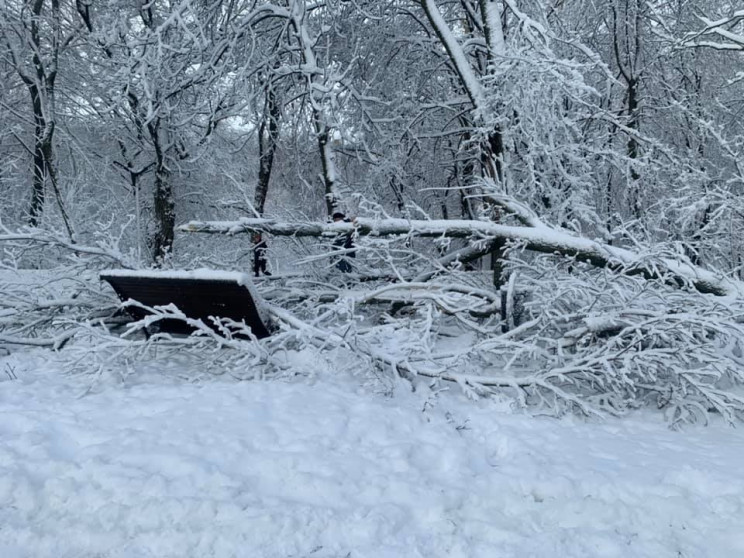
100;269;272;339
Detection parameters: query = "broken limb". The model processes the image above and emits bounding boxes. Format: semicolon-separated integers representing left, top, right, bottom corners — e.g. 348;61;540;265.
0;227;131;267
180;217;743;296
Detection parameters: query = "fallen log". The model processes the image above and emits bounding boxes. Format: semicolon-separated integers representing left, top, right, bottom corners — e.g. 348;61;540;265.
179;217;743;297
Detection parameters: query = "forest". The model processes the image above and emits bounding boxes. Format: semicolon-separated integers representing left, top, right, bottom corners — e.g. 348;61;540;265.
2;0;744;425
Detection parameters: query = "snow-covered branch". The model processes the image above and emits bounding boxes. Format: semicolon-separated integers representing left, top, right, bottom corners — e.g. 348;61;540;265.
180;217;742;296
258;255;744;424
0;227;132;267
683;11;744;51
419;0;487;111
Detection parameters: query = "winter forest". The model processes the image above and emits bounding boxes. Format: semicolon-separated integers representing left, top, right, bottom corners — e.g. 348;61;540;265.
2;0;744;425
3;1;744;555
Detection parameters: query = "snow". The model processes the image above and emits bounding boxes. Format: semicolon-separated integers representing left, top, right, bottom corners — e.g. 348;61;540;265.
1;352;743;557
482;0;506;56
101;268;254;283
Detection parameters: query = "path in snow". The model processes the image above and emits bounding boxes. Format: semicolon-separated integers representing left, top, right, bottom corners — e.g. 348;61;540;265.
1;354;743;558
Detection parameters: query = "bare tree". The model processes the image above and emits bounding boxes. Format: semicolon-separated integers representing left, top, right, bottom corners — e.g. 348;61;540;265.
74;0;259;263
0;0;75;235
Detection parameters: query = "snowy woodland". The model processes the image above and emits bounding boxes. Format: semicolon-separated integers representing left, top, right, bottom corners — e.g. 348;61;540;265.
2;1;744;555
3;0;744;423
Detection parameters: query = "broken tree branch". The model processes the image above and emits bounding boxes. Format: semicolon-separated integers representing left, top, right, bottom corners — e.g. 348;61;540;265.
179;217;742;297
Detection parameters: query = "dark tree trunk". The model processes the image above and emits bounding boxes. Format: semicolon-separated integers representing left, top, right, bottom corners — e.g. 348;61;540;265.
25;0;54;226
29;85;49;226
149;120;175;264
486;129;506;185
626;77;642;219
28;82;59;229
255;82;281;215
152;168;175;264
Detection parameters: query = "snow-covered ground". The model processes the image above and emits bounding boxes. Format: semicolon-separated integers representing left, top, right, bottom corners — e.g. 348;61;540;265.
1;351;743;558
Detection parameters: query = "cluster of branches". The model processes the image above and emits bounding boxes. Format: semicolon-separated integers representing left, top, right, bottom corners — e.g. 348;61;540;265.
0;219;134;351
2;222;743;426
173;207;744;425
2;1;744;426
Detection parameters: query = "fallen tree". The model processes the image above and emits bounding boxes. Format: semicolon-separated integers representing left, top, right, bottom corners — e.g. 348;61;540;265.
180;216;743;297
3;214;743;425
49;257;744;426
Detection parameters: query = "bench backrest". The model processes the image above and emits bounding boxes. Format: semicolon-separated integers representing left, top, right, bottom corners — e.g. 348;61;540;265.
100;271;271;339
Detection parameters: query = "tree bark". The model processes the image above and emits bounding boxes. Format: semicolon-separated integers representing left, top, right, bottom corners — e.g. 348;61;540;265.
315;112;339;217
255;77;281;215
611;0;644;220
29;83;50;226
24;0;57;226
149;119;175;263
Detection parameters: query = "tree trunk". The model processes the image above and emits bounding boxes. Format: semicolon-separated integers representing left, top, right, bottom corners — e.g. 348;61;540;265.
24;0;56;226
626;77;642;219
611;0;645;221
149;120;175;264
152;168;175;264
315;112;339;217
29;84;49;226
255;82;281;215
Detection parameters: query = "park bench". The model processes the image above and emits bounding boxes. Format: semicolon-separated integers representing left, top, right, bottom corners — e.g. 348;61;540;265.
100;269;272;339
